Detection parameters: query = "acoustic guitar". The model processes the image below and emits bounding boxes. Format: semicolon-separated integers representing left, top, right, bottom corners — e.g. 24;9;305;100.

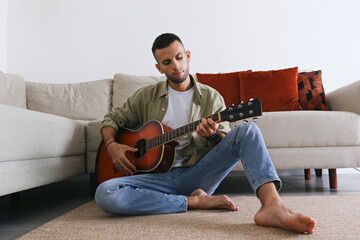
95;98;262;186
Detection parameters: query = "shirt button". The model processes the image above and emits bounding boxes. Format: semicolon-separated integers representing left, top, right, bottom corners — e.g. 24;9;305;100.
162;108;165;111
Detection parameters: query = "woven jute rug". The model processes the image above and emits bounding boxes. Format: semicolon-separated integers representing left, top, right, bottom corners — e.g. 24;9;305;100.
17;195;360;240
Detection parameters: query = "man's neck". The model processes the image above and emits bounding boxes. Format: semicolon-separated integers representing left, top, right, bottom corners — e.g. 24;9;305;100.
168;75;193;92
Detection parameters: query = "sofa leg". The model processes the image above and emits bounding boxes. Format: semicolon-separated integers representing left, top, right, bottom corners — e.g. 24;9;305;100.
304;169;311;180
315;169;322;177
329;169;338;189
90;173;96;197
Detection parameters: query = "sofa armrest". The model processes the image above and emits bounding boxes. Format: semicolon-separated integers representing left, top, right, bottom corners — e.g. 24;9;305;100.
86;119;103;173
327;80;360;114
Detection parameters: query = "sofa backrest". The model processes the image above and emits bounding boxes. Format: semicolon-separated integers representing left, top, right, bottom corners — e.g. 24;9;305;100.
0;71;27;109
26;79;113;121
112;73;166;109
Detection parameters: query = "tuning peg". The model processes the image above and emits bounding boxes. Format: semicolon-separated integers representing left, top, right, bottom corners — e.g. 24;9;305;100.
243;119;248;124
249;98;254;101
252;117;258;122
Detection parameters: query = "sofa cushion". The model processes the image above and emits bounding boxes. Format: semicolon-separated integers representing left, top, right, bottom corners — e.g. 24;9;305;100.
26;79;113;121
0;71;27;108
297;70;331;111
113;73;165;109
0;156;86;196
0;104;86;162
239;67;302;112
251;110;360;148
86;119;103;172
196;71;251;107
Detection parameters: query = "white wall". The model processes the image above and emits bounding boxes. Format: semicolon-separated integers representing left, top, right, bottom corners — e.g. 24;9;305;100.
0;0;7;72
6;0;360;92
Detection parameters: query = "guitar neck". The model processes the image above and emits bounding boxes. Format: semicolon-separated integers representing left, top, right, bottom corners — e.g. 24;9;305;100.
145;98;262;151
146;112;221;150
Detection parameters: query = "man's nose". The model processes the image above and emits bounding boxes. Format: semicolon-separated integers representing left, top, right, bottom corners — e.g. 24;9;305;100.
173;60;180;69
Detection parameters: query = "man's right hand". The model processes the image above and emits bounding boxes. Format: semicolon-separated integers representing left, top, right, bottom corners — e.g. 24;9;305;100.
106;143;138;176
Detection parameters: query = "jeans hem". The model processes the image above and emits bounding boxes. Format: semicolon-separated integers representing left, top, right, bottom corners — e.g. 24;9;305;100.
254;178;282;198
183;195;188;212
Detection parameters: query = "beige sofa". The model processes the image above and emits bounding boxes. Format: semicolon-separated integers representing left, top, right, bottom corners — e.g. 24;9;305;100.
1;71;360;197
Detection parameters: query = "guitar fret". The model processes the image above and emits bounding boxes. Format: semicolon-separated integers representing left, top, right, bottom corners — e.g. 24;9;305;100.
146;98;262;149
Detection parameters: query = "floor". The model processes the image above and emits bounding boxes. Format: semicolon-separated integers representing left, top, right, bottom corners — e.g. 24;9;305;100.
1;169;360;240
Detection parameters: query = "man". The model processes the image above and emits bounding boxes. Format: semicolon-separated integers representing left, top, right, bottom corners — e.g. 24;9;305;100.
95;33;315;234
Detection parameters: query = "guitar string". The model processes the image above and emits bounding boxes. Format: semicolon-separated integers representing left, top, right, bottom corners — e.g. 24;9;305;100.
136;100;259;154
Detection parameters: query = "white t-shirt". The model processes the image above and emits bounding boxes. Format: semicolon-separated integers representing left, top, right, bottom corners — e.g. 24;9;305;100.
162;85;195;167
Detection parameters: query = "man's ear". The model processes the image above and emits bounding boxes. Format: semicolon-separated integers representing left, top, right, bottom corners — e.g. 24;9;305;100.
155;63;163;74
186;50;191;63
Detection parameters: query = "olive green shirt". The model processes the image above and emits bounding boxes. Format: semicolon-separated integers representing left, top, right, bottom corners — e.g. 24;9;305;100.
101;75;231;167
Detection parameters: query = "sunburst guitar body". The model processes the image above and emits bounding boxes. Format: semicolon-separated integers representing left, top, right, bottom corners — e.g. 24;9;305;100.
95;98;262;186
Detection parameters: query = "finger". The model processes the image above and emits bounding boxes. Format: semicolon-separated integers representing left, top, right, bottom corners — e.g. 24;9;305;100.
123;157;137;172
201;118;211;133
117;160;134;176
125;146;138;152
197;123;207;136
207;120;219;134
202;119;218;136
206;118;217;129
112;157;133;176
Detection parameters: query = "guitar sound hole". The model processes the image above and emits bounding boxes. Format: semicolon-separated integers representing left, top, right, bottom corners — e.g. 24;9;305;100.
134;139;147;159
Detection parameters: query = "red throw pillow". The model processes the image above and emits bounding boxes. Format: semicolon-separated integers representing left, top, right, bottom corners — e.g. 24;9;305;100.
298;70;331;111
239;67;302;112
196;70;251;107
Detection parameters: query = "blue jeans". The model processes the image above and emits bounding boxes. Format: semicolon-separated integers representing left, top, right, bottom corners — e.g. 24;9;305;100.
95;122;281;215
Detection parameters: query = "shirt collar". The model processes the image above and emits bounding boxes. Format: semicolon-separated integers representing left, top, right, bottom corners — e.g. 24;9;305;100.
158;74;202;102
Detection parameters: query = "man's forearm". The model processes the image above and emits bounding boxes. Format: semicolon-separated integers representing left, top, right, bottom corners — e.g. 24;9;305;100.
101;126;116;146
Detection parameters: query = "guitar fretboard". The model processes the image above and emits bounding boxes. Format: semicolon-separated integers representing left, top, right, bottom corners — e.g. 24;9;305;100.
146;112;220;150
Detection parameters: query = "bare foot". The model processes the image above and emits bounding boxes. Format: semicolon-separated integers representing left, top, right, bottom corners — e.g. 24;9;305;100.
187;189;239;211
254;200;315;234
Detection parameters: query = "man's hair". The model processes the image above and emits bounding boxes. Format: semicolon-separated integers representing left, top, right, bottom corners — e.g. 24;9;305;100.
152;33;184;60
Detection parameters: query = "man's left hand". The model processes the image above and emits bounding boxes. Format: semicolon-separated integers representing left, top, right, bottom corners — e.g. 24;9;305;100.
196;118;219;137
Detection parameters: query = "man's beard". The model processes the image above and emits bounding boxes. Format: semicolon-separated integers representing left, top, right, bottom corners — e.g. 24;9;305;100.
167;68;190;84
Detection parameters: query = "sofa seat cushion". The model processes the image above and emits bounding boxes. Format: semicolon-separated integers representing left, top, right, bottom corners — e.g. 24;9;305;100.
0;104;86;162
251;111;360;148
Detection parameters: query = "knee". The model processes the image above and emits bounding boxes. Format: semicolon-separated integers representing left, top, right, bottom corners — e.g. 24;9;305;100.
94;181;113;212
95;180;129;214
235;122;261;138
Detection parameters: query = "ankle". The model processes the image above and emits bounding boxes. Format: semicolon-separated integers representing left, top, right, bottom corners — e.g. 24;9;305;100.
257;182;282;206
187;195;200;209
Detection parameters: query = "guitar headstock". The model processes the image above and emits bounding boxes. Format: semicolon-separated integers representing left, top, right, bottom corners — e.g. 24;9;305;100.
220;98;262;122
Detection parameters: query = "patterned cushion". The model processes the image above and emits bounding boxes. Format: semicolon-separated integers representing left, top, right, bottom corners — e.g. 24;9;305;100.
297;70;331;111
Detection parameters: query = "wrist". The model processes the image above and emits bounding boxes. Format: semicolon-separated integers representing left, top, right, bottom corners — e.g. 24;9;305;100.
105;140;117;151
206;130;219;141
